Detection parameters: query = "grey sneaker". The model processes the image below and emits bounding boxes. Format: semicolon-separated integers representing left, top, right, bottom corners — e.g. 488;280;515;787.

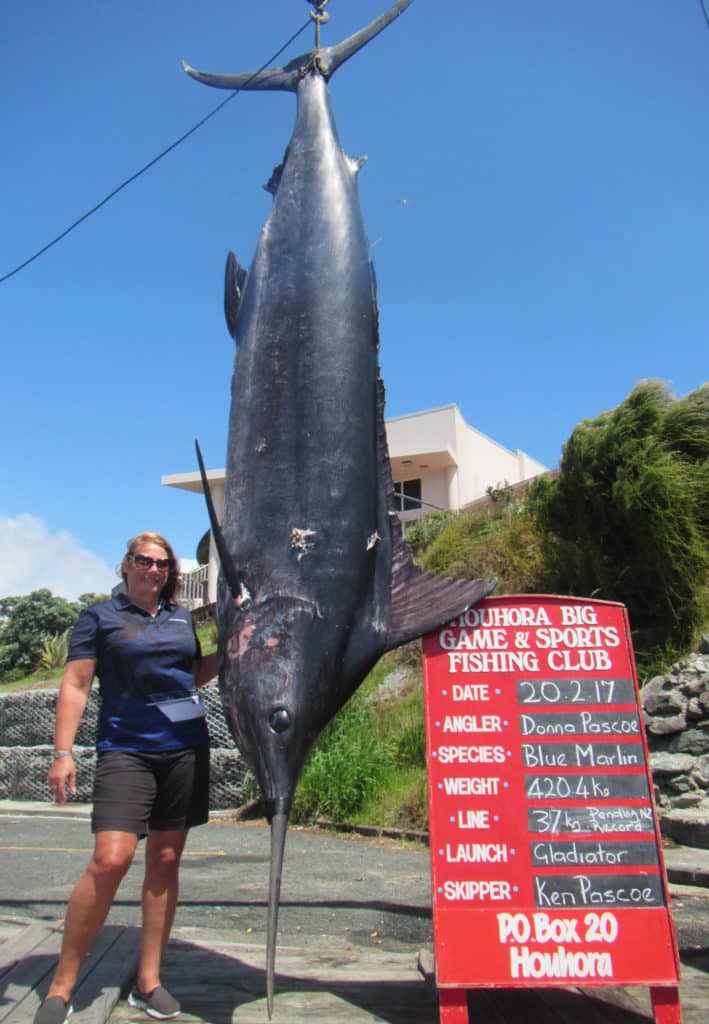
128;986;180;1020
33;997;73;1024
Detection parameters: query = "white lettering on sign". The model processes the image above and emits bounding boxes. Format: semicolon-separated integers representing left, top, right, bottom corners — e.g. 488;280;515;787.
509;946;613;980
437;746;506;764
548;650;613;671
452;606;552;628
451;683;490;702
520;715;575;736
588;806;653;831
536;626;620;650
447;651;540;674
532;842;630;867
497;912;619;946
443;777;500;796
519;715;639;737
535;876;657;908
445;843;508;863
579;712;639;735
522;743;640;769
457;809;491;829
578;744;640;767
443;880;512;901
439;628;508;651
522;744;568;767
442;715;502;733
559;606;598;625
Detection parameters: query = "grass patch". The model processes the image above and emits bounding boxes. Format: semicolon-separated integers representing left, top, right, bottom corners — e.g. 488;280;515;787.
0;667;64;694
291;649;431;830
292;686;393;822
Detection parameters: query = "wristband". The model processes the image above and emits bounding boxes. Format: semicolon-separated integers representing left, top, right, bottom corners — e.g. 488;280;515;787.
53;750;73;760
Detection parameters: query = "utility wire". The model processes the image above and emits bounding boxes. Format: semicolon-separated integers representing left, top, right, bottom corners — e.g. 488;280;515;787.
700;0;709;32
0;19;311;286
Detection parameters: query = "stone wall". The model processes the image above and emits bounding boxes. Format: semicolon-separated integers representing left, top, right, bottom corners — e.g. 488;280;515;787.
641;637;709;848
0;680;249;809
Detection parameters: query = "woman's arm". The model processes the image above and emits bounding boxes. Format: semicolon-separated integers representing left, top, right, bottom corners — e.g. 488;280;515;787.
48;658;96;802
193;651;219;689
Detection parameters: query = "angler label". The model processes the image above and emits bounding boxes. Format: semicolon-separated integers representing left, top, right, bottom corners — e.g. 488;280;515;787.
422;595;679;990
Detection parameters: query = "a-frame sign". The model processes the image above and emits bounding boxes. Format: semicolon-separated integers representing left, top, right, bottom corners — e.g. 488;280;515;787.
423;595;681;1024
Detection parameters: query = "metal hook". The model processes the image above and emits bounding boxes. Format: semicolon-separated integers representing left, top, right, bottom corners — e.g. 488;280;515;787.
308;0;330;52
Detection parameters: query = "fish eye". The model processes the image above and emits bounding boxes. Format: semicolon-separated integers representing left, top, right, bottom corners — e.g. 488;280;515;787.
269;707;291;734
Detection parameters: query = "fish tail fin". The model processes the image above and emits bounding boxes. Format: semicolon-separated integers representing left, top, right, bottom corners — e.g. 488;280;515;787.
182;0;413;92
319;0;413;80
182;60;300;93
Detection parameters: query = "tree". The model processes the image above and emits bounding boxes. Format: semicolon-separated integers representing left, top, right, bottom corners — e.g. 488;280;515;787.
0;589;80;679
77;592;110;608
526;380;709;659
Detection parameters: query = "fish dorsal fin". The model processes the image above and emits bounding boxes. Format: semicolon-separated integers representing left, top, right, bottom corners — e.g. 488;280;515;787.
224;251;247;341
195;439;249;605
375;380;496;650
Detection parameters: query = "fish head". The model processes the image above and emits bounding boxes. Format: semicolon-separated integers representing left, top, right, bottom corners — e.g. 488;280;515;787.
218;587;326;820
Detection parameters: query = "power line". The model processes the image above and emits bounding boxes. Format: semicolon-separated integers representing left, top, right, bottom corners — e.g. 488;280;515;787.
0;19;311;286
700;0;709;32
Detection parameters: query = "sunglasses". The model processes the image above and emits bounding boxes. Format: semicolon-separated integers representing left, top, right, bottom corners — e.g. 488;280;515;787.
128;553;173;571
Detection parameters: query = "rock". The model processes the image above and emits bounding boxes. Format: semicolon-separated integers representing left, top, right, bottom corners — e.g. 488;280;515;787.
641;676;681;714
691;754;709;788
671;792;703;808
672;728;709;756
645;711;687;735
660;808;709;849
650;752;696;776
641;678;688;734
665;773;696;794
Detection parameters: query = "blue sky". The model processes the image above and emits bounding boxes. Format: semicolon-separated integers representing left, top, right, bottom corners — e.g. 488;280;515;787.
1;0;707;599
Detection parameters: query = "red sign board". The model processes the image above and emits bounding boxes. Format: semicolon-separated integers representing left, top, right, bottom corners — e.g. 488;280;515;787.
422;595;680;1008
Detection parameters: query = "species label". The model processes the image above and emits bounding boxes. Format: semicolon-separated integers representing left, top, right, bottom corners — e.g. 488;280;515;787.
423;595;680;989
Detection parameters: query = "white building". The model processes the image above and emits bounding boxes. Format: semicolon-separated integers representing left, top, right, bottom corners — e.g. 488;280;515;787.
163;404;548;605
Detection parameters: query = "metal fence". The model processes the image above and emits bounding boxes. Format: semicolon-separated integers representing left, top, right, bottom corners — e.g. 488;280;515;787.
0;681;250;809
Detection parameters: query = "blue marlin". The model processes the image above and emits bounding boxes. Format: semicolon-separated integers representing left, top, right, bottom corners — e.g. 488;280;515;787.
185;0;495;1012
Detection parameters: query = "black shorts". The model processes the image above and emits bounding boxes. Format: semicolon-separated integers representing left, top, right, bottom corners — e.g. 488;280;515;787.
91;746;210;836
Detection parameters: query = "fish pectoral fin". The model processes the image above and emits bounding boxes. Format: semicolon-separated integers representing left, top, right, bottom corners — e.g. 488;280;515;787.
224;251;247;341
263;148;288;196
374;373;496;648
386;558;496;651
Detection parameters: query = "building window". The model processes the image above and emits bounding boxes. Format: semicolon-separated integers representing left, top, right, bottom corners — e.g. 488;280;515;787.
394;478;422;512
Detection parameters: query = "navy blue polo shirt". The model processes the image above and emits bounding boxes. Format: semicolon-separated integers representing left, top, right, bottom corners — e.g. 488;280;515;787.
68;593;209;753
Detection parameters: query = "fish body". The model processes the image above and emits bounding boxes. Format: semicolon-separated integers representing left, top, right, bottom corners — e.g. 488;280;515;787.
218;70;391;815
186;1;495;1012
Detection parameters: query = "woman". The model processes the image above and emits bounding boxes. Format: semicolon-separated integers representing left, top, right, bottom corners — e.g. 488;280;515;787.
35;532;218;1024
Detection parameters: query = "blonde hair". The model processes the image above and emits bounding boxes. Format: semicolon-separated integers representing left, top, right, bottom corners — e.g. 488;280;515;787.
121;531;181;604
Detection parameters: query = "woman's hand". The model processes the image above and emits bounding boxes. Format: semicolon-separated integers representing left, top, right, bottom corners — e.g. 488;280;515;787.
49;754;76;803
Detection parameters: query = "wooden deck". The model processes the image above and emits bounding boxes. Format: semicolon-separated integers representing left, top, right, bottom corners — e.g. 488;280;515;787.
2;923;708;1024
0;922;138;1023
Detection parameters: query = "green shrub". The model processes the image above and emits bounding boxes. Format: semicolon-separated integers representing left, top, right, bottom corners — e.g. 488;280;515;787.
0;590;79;679
292;689;393;822
419;506;546;595
38;630;70;672
405;510;454;557
527;380;709;656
